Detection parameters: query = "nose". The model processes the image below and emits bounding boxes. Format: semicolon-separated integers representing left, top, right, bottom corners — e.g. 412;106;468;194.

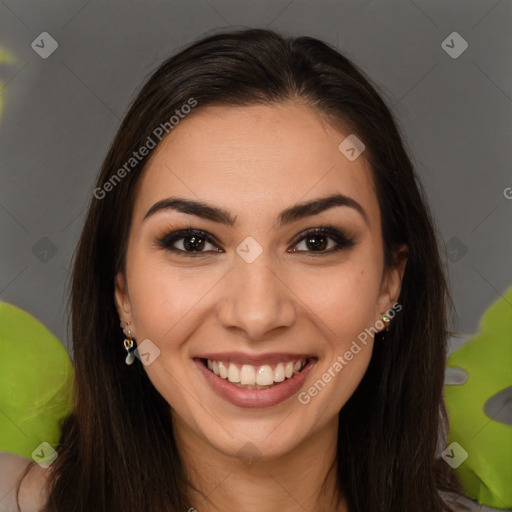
216;250;296;340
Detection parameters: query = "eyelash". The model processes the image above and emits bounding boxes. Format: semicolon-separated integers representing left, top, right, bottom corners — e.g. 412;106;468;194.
155;224;356;256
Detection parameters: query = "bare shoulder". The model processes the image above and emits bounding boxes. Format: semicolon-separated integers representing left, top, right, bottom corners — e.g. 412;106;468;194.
0;452;50;512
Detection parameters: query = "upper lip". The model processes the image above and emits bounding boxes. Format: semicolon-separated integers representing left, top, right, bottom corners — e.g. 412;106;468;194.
195;352;316;366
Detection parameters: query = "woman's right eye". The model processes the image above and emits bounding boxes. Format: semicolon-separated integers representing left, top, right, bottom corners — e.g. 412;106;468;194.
157;229;222;256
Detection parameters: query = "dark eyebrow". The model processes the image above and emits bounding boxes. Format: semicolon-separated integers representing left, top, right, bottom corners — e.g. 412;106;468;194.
143;193;368;227
278;194;368;227
143;197;238;225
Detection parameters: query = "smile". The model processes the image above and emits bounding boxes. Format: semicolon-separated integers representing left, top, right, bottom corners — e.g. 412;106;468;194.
194;355;317;408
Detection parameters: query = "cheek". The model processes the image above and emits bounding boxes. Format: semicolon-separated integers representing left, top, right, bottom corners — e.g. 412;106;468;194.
125;248;191;341
294;263;379;413
124;252;204;414
296;258;382;338
125;248;224;360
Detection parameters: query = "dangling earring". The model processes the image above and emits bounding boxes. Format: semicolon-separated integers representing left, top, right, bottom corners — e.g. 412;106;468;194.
379;313;391;342
122;321;135;365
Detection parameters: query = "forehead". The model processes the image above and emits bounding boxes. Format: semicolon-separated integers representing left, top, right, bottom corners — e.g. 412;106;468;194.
132;102;379;227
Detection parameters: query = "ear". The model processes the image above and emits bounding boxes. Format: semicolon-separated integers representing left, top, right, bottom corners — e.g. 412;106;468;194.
375;244;408;321
114;271;132;322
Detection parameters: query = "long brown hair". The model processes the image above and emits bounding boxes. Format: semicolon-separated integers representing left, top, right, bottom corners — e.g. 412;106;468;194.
16;28;463;511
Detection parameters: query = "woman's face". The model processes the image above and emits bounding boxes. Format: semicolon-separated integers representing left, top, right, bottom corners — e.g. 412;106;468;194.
115;102;406;460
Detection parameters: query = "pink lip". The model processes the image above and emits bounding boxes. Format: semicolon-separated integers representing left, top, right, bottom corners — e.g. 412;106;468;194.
194;357;317;409
195;352;314;366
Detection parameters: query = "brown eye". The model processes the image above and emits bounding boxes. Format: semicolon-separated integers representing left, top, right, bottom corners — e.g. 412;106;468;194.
156;226;355;257
289;227;355;254
158;229;221;255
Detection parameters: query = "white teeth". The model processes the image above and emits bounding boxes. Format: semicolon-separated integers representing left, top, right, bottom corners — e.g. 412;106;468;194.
218;361;228;379
256;365;274;386
240;365;256;385
205;358;308;387
274;363;285;382
227;363;240;383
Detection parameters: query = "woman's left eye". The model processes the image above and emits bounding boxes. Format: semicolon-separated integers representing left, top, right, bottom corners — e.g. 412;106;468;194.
156;227;355;256
290;227;355;254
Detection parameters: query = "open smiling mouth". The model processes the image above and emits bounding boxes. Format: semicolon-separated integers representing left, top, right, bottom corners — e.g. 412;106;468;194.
193;355;317;408
200;357;312;389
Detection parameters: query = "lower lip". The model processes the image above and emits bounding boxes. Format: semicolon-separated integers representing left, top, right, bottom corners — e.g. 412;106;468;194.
194;358;316;409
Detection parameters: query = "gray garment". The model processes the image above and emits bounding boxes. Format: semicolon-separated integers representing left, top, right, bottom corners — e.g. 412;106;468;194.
441;491;511;512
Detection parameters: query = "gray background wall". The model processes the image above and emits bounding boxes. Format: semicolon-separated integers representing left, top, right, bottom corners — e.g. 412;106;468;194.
1;0;511;353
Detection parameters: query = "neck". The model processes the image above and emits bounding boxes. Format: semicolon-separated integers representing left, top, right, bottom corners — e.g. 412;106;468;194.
173;415;348;512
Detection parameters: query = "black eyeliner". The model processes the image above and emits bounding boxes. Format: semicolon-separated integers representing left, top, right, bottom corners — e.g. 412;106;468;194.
156;225;356;255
